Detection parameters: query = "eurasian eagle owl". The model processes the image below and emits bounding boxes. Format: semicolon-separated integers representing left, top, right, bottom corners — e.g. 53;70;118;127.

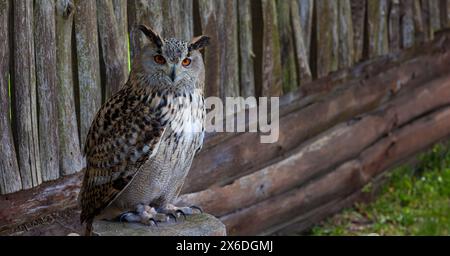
78;25;209;236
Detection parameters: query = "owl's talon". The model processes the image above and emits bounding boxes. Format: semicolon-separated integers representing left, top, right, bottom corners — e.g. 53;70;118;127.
176;209;187;220
190;205;203;214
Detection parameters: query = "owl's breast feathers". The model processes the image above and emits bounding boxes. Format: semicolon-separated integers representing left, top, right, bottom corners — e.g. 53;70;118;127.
79;82;204;223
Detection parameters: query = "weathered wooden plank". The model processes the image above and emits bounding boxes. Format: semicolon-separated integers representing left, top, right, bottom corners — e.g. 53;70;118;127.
350;0;367;62
198;0;220;98
238;0;256;98
218;0;240;102
429;0;441;34
401;0;416;48
290;0;312;86
338;0;354;69
259;0;283;96
112;0;129;71
443;0;450;28
12;0;42;189
74;0;102;149
389;0;401;51
367;0;389;58
297;0;314;60
34;0;60;182
56;0;84;176
315;0;339;78
220;103;450;235
0;0;22;194
419;0;432;42
161;0;193;40
97;0;128;98
179;74;450;217
277;0;298;93
128;0;163;61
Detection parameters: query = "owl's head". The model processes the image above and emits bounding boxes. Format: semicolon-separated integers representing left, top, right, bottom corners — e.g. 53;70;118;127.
135;25;209;87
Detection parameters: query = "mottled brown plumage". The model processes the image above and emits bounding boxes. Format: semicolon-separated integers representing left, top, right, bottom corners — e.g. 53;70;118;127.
78;25;209;235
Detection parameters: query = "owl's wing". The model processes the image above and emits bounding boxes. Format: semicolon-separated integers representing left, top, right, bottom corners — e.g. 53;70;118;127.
79;90;169;223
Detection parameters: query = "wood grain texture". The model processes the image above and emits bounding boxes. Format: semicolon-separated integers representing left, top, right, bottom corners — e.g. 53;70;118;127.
12;0;42;189
238;0;256;98
277;0;298;93
389;0;401;51
350;0;367;63
291;0;312;86
55;0;84;176
260;0;283;96
35;0;60;182
74;0;102;149
97;0;128;97
0;0;22;194
297;0;314;60
161;0;193;40
315;0;339;78
112;0;129;70
338;0;354;69
401;0;415;48
367;0;389;58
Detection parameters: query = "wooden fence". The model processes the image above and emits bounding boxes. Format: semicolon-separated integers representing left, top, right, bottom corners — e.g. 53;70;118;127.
1;0;450;235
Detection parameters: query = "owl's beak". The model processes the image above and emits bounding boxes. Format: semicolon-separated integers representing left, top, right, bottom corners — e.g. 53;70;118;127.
170;65;177;82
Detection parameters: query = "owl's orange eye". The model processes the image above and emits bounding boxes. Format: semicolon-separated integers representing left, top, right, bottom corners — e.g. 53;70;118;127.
154;55;166;65
182;58;191;67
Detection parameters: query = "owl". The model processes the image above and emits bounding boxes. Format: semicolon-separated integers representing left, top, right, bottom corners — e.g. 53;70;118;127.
78;25;210;236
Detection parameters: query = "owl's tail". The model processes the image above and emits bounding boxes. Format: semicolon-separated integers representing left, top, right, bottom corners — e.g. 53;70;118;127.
84;218;93;236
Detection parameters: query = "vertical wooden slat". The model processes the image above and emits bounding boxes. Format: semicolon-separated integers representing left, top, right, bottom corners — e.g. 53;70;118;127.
74;0;102;149
315;0;339;78
238;0;256;98
112;0;128;70
259;0;283;96
429;0;441;34
277;0;298;93
180;0;194;40
129;0;163;61
160;0;194;40
338;0;354;69
198;0;240;103
367;0;389;58
412;0;426;43
290;0;312;86
198;0;220;98
389;0;401;51
34;0;60;182
350;0;367;63
218;0;240;103
56;0;83;176
297;0;314;61
97;0;128;98
420;0;441;41
12;0;42;189
0;0;22;194
401;0;415;48
440;0;450;28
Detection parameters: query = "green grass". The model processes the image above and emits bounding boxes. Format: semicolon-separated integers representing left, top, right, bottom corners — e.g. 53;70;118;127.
310;143;450;236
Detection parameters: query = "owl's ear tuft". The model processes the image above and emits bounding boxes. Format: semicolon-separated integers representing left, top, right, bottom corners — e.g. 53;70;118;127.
138;24;163;48
188;35;210;52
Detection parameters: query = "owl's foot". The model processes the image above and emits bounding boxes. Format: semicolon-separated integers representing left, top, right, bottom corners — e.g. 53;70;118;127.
119;204;178;226
156;204;203;220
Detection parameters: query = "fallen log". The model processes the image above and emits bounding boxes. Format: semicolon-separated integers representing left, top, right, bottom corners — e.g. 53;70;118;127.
219;105;450;235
